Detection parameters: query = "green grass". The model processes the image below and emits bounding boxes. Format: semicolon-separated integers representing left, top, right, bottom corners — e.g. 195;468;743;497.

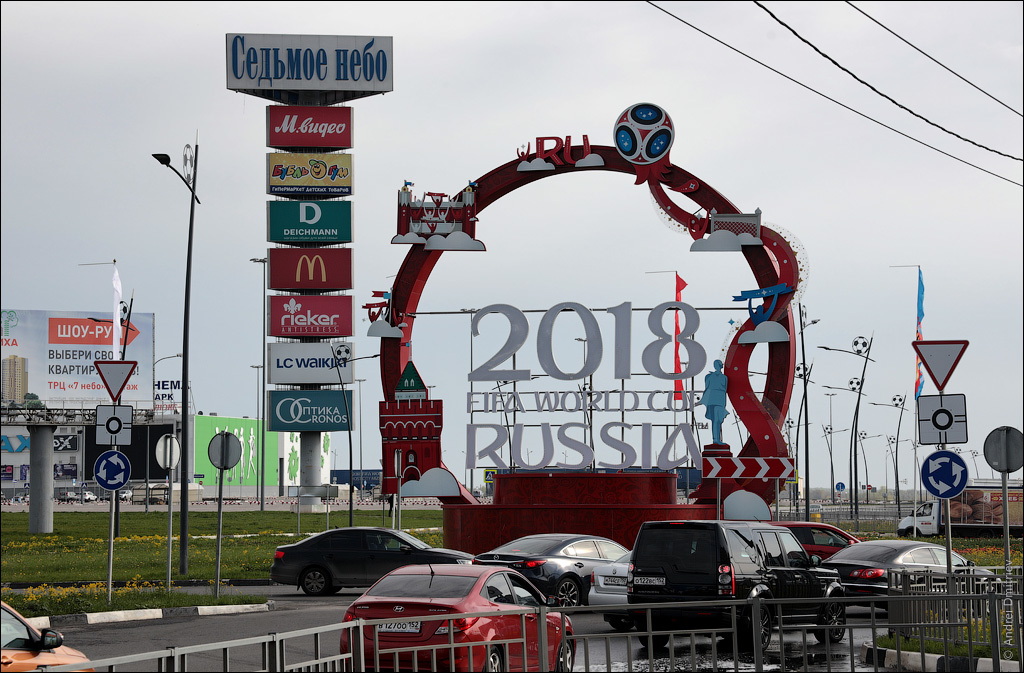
1;510;444;584
876;630;1020;662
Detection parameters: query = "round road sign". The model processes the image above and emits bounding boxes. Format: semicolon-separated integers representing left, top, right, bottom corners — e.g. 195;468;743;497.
835;482;846;492
94;450;131;491
983;426;1023;474
921;449;969;499
155;434;181;470
208;432;242;471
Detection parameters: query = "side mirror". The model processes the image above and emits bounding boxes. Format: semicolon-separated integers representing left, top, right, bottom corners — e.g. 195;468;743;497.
967;560;976;567
810;555;822;567
546;596;558;607
41;629;64;649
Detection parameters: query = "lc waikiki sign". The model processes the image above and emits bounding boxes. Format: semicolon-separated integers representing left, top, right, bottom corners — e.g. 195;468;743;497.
226;34;392;105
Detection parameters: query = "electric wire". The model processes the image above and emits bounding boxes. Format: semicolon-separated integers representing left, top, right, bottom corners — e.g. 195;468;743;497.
846;1;1022;118
644;1;1023;188
755;0;1021;161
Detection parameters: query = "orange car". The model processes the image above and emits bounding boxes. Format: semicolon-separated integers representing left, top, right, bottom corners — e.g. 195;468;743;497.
1;601;93;672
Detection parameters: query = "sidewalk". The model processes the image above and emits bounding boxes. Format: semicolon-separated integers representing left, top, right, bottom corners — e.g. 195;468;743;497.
26;600;274;631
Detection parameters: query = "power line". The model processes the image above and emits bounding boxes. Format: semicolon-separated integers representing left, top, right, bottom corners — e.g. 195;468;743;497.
754;0;1021;161
644;1;1022;188
846;1;1022;118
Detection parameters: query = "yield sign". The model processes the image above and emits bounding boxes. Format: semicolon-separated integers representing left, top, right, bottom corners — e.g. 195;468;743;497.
94;360;137;402
912;341;968;392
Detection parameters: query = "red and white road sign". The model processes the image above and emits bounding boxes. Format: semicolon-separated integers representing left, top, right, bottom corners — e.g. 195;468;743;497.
94;360;137;402
912;340;968;392
702;456;796;479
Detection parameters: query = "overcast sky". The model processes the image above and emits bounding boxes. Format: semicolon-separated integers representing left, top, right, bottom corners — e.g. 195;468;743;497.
2;1;1021;493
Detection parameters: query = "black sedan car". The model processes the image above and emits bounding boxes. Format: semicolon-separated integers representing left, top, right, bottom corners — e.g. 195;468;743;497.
270;526;473;595
822;539;990;603
473;533;628;607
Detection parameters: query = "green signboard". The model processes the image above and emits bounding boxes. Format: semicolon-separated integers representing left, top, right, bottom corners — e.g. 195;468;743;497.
267;200;352;243
191;416;279;487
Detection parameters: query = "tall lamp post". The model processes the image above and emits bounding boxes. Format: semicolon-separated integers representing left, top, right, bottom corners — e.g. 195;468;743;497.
857;431;882;503
796;304;819;522
819;337;873;528
250;365;263;507
355;378;366;494
152;146;200;575
250;257;267;511
822;424;849;506
869;394;907;516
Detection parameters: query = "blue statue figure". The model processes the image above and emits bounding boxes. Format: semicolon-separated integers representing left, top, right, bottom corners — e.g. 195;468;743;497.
700;360;729;445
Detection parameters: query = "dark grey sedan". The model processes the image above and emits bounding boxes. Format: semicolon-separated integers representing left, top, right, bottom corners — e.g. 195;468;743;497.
270;527;473;595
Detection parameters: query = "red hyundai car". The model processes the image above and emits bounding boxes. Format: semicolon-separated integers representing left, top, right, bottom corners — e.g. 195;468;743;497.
339;564;575;672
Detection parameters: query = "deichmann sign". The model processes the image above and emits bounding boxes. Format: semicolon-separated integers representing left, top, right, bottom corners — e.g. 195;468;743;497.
268;342;353;385
268;247;352;290
267;106;352;149
268;201;352;243
267;153;352;197
226;34;393;103
268;295;353;337
268;390;352;432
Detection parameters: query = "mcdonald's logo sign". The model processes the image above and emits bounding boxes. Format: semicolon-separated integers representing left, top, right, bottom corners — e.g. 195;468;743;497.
268;247;352;290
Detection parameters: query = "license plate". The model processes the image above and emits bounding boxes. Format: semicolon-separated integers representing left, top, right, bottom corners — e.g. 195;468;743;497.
633;576;666;585
378;621;421;633
604;576;627;586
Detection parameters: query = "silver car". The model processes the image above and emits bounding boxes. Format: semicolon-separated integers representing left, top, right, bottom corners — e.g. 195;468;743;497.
588;550;633;631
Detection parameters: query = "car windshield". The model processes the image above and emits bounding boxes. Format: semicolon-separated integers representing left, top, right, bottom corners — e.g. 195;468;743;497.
366;574;477;598
490;537;565;555
828;544;898;562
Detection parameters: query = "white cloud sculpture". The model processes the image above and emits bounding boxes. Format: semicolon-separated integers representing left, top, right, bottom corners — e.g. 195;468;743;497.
391;232;427;244
723;489;772;521
574;154;605;168
400;467;462;497
367;320;406;338
517;158;556;172
738;321;791;344
424;231;486;251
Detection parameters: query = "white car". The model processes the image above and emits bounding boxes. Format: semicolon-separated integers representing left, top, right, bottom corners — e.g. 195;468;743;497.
81;490;97;502
588;550;633;631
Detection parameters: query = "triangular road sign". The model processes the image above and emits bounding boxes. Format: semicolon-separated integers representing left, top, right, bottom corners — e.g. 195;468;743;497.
94;360;138;402
912;341;968;392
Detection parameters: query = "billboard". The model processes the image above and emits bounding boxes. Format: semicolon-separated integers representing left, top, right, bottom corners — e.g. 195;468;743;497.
268;390;352;432
268;247;352;290
267;105;352;149
191;415;280;488
268;342;354;384
226;34;393;104
268;200;352;244
267;153;352;197
1;309;155;409
268;295;352;337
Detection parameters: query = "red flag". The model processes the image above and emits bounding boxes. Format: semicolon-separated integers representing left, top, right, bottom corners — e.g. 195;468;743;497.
674;274;687;400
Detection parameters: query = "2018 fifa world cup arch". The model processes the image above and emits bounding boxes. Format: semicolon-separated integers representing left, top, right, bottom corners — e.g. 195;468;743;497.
370;104;800;553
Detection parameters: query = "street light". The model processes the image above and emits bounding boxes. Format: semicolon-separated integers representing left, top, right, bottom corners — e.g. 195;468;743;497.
355;378;366;495
333;352;380;527
869;394;908;516
857;431;883;503
250;365;263;508
819;336;874;528
153;144;200;576
250;257;267;510
796;303;819;522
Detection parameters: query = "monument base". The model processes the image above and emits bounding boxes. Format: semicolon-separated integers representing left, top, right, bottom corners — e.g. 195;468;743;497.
443;472;721;555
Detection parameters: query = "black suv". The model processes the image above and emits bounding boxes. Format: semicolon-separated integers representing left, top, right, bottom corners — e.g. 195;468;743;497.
627;520;846;651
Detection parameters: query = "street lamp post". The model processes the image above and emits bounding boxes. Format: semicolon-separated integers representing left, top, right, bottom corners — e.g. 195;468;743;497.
355;378;366;495
153;146;200;576
250;257;267;511
870;394;907;517
797;304;819;522
250;365;263;506
857;431;882;503
820;336;874;529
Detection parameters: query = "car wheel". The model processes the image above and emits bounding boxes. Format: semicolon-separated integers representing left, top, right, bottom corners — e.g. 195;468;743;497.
299;566;332;596
741;606;773;652
555;638;574;672
554;577;582;607
483;646;503;673
814;600;846;644
608;616;634;632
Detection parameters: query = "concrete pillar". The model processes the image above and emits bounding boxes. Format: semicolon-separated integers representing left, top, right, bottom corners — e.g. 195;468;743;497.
28;425;56;534
299;431;321;510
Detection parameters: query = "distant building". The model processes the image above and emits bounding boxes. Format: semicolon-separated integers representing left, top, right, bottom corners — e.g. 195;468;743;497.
2;355;27;405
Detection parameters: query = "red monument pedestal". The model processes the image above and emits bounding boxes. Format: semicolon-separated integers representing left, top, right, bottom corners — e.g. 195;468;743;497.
443;471;719;555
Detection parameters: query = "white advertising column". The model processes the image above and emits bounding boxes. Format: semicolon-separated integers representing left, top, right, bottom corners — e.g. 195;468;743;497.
299;432;323;512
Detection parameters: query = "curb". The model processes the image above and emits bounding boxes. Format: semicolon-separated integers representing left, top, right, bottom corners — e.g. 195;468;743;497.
862;644;1021;672
25;600;273;631
3;578;273;590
